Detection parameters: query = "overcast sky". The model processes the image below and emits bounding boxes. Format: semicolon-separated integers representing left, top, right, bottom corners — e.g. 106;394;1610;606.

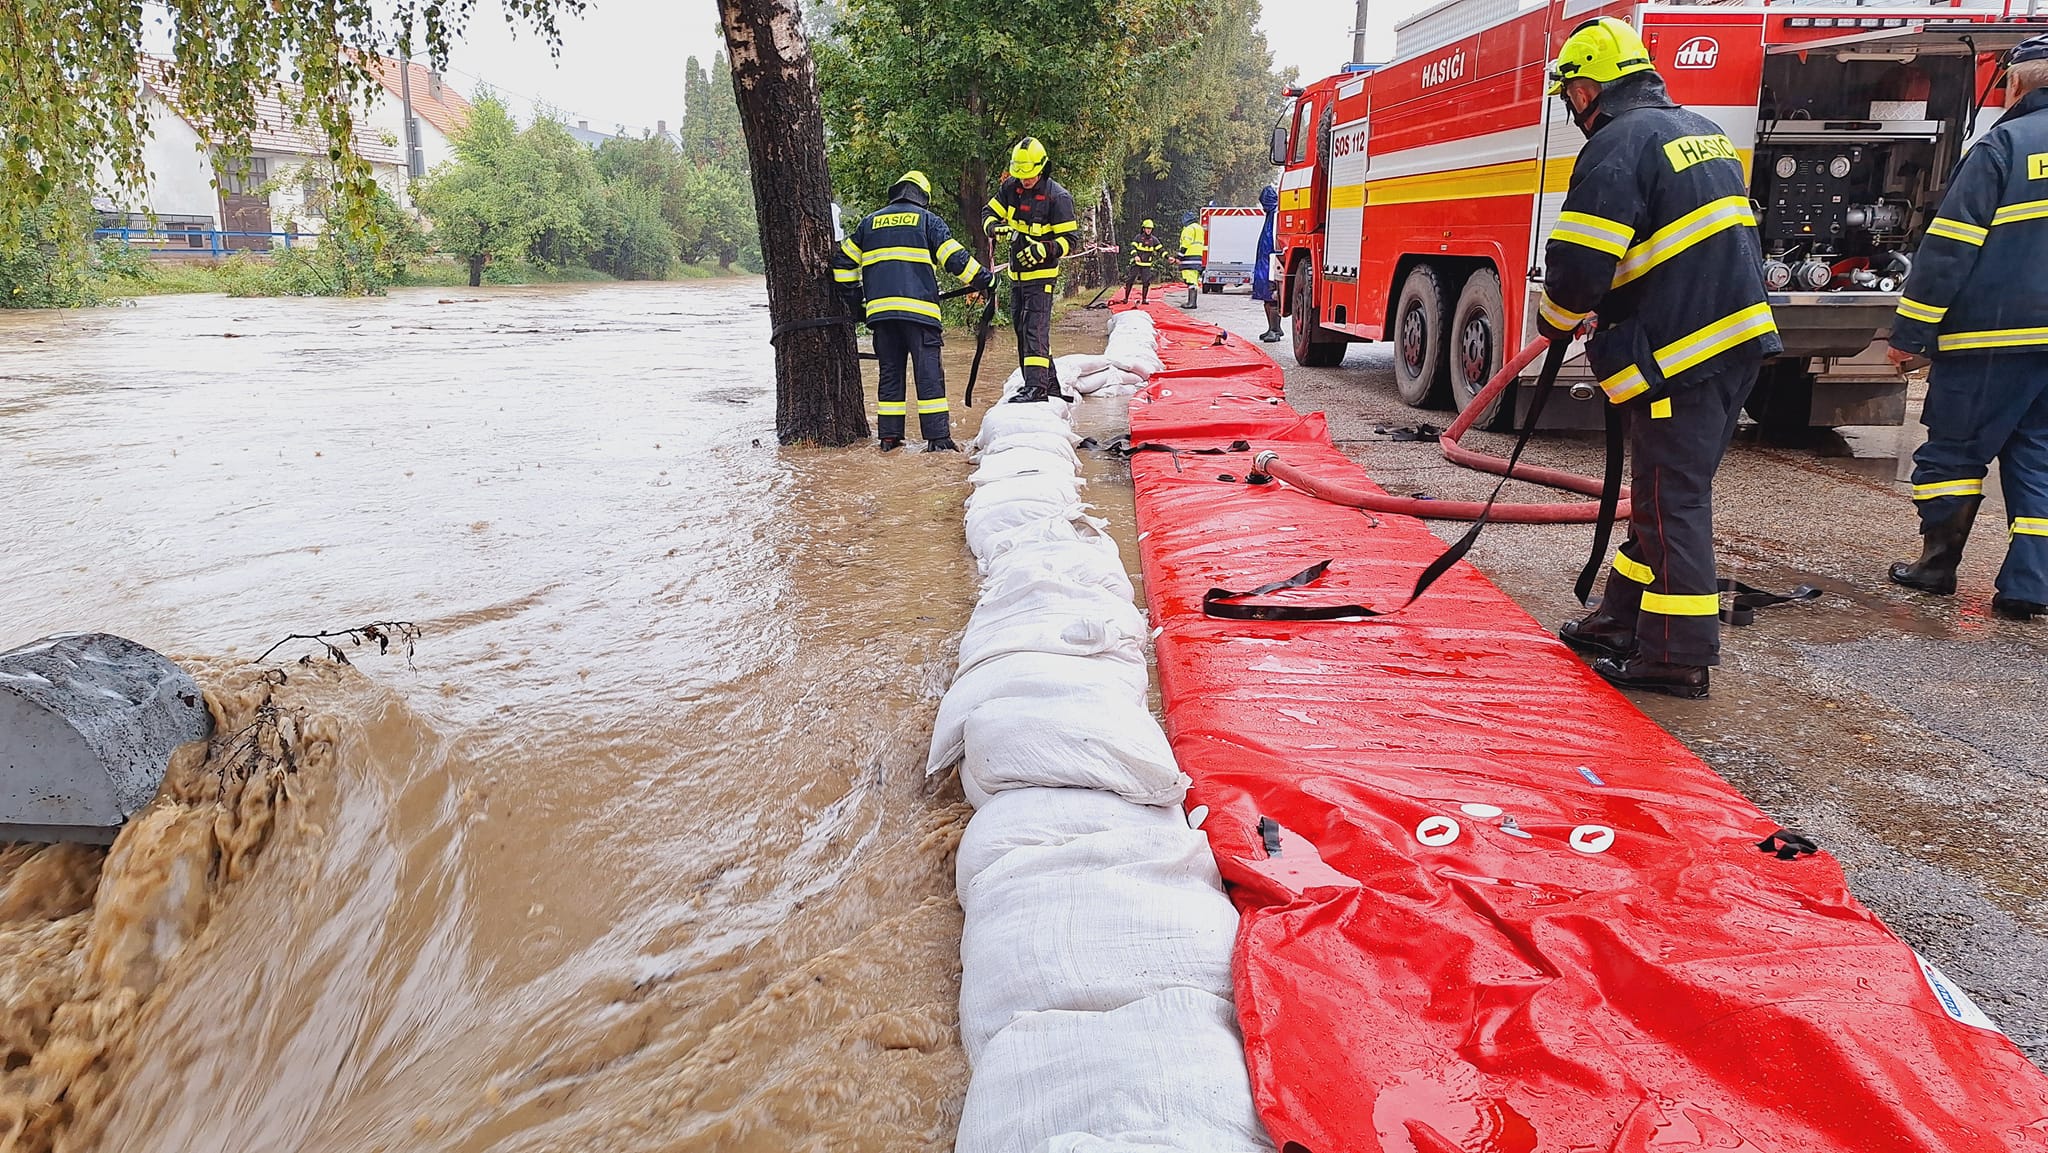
430;1;1420;137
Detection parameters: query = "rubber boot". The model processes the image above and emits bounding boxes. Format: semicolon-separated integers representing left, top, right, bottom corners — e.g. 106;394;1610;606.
923;437;960;453
878;437;903;453
1591;656;1710;700
1260;304;1285;342
1008;384;1051;404
1993;595;2046;620
1889;495;1982;595
1558;616;1636;660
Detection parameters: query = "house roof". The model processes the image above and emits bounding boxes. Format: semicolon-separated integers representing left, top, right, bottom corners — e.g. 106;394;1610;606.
142;57;406;167
361;56;474;140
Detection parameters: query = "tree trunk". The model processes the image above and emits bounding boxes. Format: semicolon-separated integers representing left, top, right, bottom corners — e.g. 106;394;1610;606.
718;0;868;446
467;253;485;288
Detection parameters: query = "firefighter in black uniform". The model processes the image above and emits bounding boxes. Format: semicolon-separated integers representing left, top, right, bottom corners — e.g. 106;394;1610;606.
1122;220;1163;304
982;138;1079;403
834;170;991;452
1886;34;2048;621
1540;17;1782;698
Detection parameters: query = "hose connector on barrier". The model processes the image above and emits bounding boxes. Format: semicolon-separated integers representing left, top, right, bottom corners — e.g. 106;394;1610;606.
1250;450;1280;483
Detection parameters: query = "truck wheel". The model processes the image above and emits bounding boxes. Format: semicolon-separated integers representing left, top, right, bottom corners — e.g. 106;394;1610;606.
1449;268;1510;430
1202;283;1221;295
1290;262;1345;368
1393;264;1450;408
1743;360;1817;440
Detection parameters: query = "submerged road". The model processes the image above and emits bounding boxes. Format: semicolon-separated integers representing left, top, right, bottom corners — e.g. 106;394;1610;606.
1179;291;2048;1065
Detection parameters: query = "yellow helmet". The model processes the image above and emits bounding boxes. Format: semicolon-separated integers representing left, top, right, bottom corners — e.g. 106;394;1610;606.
1547;17;1655;95
1009;137;1049;179
894;170;931;197
1142;218;1155;229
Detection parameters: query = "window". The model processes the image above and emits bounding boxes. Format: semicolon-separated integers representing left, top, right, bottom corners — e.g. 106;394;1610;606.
218;157;269;196
1292;100;1318;166
301;175;329;217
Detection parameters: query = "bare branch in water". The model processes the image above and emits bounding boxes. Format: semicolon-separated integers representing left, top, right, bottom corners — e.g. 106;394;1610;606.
256;622;421;668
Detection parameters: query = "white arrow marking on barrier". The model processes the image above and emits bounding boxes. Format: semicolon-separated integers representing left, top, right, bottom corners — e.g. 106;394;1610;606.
1570;825;1616;854
1415;817;1461;848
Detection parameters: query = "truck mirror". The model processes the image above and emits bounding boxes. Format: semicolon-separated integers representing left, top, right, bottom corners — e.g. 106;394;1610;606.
1270;125;1291;167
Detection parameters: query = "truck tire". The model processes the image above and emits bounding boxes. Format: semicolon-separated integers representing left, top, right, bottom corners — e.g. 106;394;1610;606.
1290;262;1345;368
1743;360;1817;439
1202;283;1221;295
1393;264;1450;408
1449;267;1511;430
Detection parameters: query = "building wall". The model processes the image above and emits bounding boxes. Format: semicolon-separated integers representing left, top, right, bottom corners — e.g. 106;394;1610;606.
99;94;220;225
363;87;458;182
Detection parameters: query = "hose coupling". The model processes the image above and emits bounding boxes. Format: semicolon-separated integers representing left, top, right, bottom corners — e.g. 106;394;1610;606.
1569;382;1598;402
1250;450;1279;481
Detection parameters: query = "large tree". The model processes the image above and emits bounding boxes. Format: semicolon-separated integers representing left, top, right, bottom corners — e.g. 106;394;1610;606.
718;0;868;446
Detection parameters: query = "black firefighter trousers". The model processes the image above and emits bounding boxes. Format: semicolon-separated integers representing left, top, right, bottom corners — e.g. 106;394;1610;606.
1013;282;1058;394
872;319;950;442
1589;359;1760;666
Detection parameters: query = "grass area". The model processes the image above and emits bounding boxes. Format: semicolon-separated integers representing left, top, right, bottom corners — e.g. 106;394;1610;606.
100;254;750;298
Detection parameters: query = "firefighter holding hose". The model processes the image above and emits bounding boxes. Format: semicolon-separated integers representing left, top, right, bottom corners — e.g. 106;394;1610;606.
1884;34;2048;621
1122;220;1163;304
983;138;1079;404
1537;17;1781;699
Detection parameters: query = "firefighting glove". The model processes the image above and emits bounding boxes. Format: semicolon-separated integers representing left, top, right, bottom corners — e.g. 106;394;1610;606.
1012;241;1046;273
970;269;996;293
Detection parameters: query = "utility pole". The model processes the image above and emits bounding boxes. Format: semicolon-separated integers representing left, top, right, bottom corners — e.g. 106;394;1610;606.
399;44;425;179
1353;0;1370;65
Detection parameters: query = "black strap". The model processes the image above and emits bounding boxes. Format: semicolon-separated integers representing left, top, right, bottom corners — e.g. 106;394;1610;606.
1259;816;1283;857
1576;398;1627;605
1719;578;1821;626
963;288;1000;407
1202;342;1570;623
769;314;851;345
1757;828;1820;860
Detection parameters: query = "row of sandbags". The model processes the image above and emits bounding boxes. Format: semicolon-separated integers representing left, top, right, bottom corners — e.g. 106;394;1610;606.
987;315;1167;400
938;310;1275;1153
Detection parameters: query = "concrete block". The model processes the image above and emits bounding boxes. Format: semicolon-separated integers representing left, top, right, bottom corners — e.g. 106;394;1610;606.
0;633;213;843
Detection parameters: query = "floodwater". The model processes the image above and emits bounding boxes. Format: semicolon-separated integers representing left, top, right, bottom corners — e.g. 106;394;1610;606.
0;282;1125;1152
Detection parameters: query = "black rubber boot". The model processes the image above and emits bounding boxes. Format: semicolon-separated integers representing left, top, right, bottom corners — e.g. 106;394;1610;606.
923;437;960;453
1008;384;1051;404
1559;617;1636;660
1889;495;1982;595
878;437;903;453
1993;595;2046;620
1591;656;1710;700
1259;328;1284;343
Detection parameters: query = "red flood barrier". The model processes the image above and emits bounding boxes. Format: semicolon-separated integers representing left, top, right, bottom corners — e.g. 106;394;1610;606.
1118;302;2048;1153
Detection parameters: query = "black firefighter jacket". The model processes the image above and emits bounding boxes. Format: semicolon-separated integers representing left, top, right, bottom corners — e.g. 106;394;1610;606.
833;196;984;326
982;176;1079;286
1539;73;1782;405
1892;87;2048;357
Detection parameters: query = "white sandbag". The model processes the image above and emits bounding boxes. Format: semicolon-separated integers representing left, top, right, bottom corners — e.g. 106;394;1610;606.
928;651;1148;774
975;399;1075;444
965;498;1092;561
954;787;1187;891
958;606;1145;678
961;701;1184;808
974;544;1134;607
971;428;1080;464
1104;349;1165;378
970;446;1081;486
1054;353;1114;381
1076;367;1146;394
1068;370;1110;396
977;532;1132;594
954;988;1272;1153
957;842;1237;1060
1034;1138;1221;1153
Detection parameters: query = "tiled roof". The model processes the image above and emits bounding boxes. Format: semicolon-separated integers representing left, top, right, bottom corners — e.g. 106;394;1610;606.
143;57;405;166
360;55;475;139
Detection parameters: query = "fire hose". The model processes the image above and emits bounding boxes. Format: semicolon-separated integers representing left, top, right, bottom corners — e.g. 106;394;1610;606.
1246;336;1631;524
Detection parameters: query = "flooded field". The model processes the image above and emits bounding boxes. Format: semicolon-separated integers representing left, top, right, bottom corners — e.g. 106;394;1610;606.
0;282;1129;1151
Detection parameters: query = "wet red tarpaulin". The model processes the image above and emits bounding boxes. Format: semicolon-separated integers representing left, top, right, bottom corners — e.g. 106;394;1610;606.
1120;302;2048;1153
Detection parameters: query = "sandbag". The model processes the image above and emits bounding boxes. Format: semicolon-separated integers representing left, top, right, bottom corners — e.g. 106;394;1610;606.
972;429;1081;465
970;447;1082;486
961;702;1186;808
1074;367;1146;395
954;787;1188;891
957;834;1237;1060
974;545;1135;610
977;534;1133;596
1053;353;1114;382
953;987;1272;1153
975;399;1075;445
927;651;1148;774
964;498;1093;562
957;602;1146;678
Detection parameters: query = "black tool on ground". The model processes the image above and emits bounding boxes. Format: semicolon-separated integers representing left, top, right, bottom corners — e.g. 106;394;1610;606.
1719;578;1821;626
1757;828;1821;861
1204;341;1573;622
1372;424;1442;442
962;282;1001;407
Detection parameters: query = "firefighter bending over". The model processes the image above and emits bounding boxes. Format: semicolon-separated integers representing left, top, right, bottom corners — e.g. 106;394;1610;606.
1539;17;1781;699
1122;220;1163;304
835;170;991;451
1177;211;1207;305
1885;33;2048;621
982;138;1079;404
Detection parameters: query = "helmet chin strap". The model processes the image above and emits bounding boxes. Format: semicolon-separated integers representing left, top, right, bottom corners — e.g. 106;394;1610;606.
1566;90;1608;137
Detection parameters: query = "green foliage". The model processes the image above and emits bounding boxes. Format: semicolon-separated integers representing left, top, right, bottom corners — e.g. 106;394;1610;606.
590;182;678;280
0;0;583;255
0;192;107;308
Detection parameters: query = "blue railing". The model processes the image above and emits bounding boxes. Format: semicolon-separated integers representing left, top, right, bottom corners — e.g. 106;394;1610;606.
93;227;319;257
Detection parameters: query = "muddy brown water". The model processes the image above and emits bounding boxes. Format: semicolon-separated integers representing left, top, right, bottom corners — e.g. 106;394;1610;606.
0;283;1130;1152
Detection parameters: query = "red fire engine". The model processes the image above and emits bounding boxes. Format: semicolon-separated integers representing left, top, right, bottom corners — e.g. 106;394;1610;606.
1272;1;2044;430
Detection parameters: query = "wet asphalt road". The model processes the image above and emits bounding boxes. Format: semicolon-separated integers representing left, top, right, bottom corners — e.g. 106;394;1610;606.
1179;291;2047;1065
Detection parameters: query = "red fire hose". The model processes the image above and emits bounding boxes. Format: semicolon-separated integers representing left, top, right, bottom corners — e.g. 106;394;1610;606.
1250;337;1631;524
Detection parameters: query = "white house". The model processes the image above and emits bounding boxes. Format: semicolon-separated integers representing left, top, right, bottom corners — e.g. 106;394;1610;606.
360;56;475;178
97;58;416;251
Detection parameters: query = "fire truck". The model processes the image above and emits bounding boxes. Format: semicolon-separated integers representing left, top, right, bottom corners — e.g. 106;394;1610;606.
1271;0;2045;430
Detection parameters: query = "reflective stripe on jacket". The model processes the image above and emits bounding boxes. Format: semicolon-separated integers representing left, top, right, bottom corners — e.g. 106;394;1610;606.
981;176;1079;283
832;197;983;326
1892;88;2048;356
1129;235;1163;268
1540;73;1781;403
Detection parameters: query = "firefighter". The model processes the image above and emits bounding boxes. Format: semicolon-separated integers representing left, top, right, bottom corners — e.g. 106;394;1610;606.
1885;34;2048;621
1177;211;1207;307
1122;220;1163;304
982;137;1079;404
1254;184;1283;342
833;170;992;452
1539;17;1782;698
